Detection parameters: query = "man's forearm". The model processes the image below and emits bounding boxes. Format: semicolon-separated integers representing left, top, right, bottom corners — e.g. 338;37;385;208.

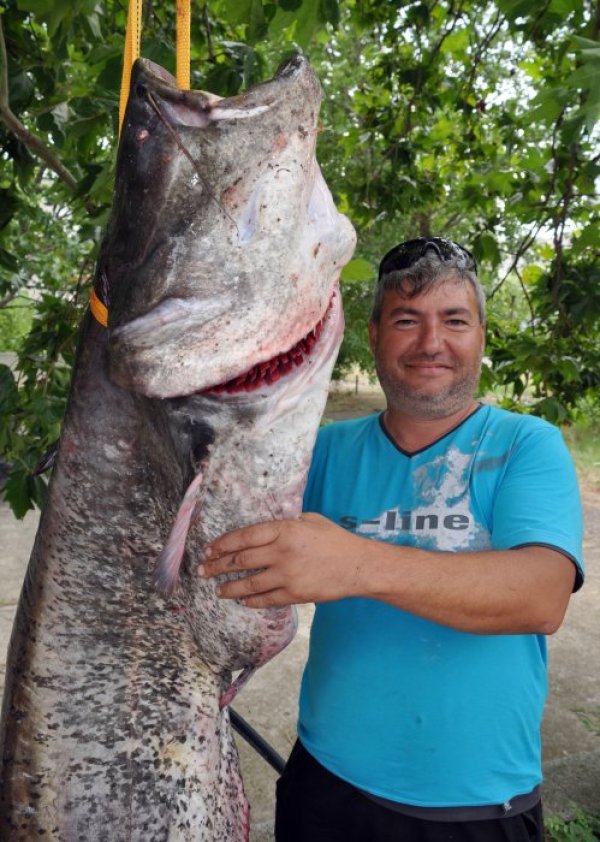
354;539;576;634
199;514;577;635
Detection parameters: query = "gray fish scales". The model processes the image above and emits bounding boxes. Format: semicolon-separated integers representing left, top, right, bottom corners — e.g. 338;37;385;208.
0;56;356;840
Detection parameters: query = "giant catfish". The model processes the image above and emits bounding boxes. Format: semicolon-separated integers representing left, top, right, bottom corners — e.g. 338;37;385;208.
0;55;356;840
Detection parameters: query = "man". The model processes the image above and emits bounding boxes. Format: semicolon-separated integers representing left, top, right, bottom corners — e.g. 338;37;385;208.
199;237;584;842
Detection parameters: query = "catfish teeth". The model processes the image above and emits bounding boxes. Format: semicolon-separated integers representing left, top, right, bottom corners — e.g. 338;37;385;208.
208;298;332;394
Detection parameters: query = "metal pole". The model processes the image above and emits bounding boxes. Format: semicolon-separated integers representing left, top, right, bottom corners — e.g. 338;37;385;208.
229;707;287;775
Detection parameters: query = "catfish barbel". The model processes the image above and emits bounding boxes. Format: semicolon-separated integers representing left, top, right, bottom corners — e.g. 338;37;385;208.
0;55;356;840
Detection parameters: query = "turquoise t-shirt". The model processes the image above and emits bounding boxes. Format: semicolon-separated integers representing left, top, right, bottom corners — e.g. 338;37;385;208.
299;405;583;808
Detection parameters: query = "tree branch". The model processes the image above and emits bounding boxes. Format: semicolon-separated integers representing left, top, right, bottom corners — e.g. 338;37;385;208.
459;10;503;101
0;290;19;309
488;220;546;300
0;15;79;194
513;265;536;327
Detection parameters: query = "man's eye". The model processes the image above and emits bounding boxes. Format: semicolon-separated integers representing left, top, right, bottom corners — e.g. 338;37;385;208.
394;318;417;327
447;319;469;327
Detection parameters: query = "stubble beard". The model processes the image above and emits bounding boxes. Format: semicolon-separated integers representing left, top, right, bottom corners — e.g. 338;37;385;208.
375;357;482;420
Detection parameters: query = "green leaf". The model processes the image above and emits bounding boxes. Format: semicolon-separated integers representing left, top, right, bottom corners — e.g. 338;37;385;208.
519;59;544;81
428;116;456;142
522;264;543;285
572;36;600;50
8;70;36;109
3;466;35;519
557;356;579;382
473;232;501;268
15;0;54;13
572;225;600;253
566;63;600;89
495;0;532;22
549;0;578;14
0;247;19;272
0;364;19;415
319;0;340;27
0;191;21;229
440;28;469;56
247;0;268;43
530;88;567;123
223;0;260;27
533;397;568;424
341;258;375;282
291;0;321;47
96;54;127;95
86;12;103;40
578;47;600;61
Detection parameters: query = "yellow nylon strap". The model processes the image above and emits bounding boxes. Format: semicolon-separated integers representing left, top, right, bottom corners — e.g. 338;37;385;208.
90;288;109;328
118;0;143;136
92;0;191;328
177;0;191;90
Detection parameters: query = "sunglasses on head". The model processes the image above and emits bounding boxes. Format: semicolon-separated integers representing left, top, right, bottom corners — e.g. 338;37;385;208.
378;237;477;279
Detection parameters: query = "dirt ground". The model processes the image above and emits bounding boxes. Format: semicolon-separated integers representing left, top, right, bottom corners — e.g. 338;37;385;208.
1;386;599;842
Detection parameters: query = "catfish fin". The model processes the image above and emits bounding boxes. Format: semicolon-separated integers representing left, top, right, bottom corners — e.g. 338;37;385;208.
154;469;204;594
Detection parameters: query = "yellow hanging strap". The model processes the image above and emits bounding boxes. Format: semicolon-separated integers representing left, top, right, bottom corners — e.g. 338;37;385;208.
90;289;109;327
118;0;143;136
118;0;190;133
176;0;191;90
92;0;191;328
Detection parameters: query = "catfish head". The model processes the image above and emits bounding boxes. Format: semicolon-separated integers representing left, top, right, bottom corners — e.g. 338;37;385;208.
101;55;356;399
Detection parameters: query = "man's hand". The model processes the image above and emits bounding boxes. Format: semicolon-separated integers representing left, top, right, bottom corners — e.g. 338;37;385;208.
198;513;369;608
199;513;576;634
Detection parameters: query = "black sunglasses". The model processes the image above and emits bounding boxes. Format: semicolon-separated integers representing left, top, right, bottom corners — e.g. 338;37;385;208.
378;237;477;279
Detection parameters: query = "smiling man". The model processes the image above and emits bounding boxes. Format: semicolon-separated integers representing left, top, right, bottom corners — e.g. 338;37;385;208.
200;237;584;842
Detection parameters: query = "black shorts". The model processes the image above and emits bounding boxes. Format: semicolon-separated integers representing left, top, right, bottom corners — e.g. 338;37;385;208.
275;741;544;842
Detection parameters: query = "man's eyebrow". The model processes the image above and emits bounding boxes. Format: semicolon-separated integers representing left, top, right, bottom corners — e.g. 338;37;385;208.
388;306;422;317
443;307;474;317
388;305;474;318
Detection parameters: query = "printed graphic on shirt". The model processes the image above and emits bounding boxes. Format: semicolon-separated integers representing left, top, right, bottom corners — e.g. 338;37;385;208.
352;446;491;551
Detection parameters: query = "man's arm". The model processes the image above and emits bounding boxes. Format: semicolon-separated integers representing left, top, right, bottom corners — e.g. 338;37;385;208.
198;513;577;635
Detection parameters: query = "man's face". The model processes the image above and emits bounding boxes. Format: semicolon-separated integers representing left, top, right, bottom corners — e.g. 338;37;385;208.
368;278;486;420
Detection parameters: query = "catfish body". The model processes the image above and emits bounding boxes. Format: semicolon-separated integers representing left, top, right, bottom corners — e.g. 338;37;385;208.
0;55;355;840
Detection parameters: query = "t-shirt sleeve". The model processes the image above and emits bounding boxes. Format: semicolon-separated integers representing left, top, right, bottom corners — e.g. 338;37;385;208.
490;424;584;590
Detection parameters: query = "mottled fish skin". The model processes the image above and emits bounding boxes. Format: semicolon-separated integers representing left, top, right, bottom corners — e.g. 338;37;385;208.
0;55;355;840
0;325;250;841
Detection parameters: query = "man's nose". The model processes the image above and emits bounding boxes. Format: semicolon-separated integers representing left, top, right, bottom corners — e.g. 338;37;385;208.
418;321;443;353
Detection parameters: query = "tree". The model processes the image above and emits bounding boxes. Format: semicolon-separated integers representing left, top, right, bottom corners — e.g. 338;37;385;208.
314;1;600;421
0;0;598;516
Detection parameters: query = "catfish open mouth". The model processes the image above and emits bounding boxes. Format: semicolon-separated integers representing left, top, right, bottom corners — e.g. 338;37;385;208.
206;294;335;395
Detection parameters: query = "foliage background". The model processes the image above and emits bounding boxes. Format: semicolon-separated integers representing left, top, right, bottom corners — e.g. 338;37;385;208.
0;0;599;516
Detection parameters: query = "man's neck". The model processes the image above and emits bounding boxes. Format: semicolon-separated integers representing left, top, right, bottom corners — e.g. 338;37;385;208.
382;400;480;454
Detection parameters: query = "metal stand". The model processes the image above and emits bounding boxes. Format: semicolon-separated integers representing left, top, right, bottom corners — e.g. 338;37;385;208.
230;707;286;775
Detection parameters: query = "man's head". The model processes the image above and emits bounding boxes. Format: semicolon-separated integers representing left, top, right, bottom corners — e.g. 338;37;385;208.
369;237;486;421
371;237;485;324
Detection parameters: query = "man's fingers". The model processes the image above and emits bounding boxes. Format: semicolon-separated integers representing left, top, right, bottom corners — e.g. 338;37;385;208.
239;589;291;609
199;549;263;578
215;569;276;600
205;521;281;559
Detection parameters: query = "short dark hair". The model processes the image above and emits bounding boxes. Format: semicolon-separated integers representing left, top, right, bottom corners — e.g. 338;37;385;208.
371;237;486;323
